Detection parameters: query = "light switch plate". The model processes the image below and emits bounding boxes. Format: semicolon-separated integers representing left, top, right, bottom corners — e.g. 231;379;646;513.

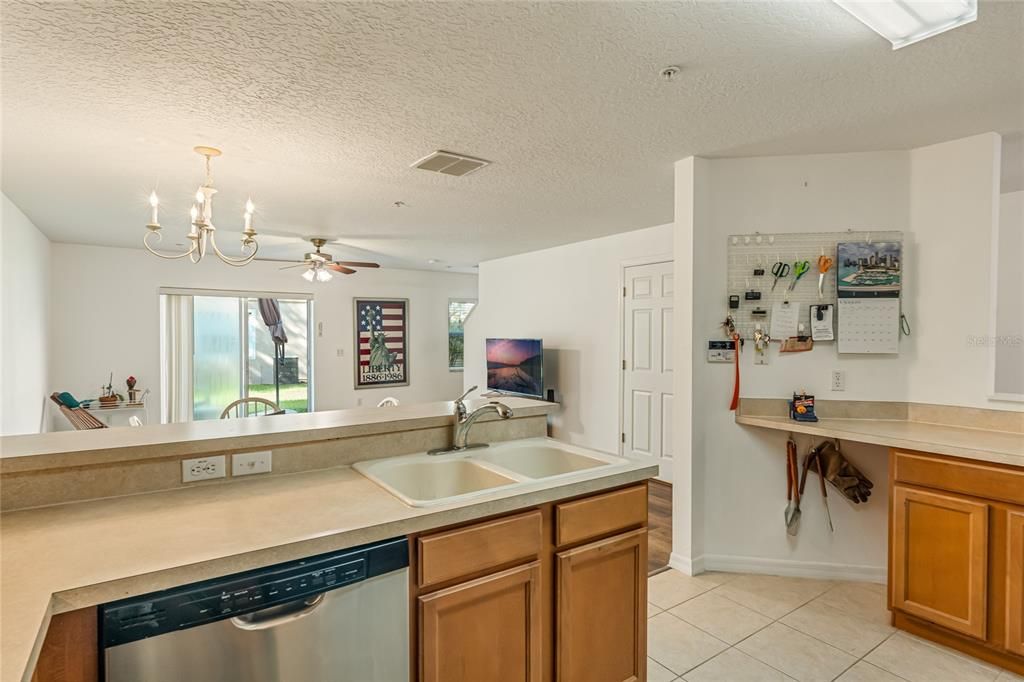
233;450;272;476
182;455;226;483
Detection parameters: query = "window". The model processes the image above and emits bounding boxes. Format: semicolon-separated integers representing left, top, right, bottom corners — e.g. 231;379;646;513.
161;289;313;422
448;299;477;371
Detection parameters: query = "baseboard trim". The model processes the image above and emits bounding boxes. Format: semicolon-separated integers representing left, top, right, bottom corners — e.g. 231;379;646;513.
669;552;885;583
668;552;703;576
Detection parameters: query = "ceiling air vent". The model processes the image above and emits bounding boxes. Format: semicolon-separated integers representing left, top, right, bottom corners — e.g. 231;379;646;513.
411;150;491;177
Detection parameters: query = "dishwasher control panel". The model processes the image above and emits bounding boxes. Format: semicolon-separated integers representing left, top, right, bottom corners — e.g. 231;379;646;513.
102;536;407;647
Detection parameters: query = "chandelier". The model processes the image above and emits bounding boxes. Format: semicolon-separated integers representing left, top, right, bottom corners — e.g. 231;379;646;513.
144;146;259;266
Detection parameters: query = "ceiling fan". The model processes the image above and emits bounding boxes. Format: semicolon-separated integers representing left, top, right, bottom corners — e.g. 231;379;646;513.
279;238;381;282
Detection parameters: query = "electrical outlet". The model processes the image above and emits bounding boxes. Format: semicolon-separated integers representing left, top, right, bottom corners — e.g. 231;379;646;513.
233;450;272;476
182;455;226;483
831;370;846;392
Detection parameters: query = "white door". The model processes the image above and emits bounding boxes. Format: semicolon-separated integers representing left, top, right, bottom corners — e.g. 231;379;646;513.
621;261;674;482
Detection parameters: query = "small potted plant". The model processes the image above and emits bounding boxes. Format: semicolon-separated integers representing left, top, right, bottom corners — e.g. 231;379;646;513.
126;376;140;404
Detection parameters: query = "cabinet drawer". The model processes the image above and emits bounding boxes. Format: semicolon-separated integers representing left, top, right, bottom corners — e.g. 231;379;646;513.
418;510;542;589
556;484;647;548
893;451;1024;506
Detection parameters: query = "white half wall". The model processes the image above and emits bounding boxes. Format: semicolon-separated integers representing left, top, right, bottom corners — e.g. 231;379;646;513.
1;194;51;435
48;243;477;428
994;190;1024;397
464;223;673;454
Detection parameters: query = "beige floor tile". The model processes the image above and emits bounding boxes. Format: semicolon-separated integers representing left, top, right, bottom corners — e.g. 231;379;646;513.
996;671;1024;681
781;599;894;657
835;660;907;682
647;612;729;675
714;574;833;619
736;622;857;682
648;569;716;610
668;591;772;644
649;602;663;618
865;632;1000;682
815;581;891;627
682;648;795;682
691;570;740;588
648;657;678;682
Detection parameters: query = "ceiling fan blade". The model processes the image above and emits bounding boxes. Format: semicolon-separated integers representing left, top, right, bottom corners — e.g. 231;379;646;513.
279;263;309;270
333;261;381;268
327;263;357;275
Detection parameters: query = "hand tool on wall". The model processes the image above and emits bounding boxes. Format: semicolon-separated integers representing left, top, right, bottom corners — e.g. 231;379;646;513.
806;445;834;532
787;260;811;292
770;261;790;291
787;441;804;536
729;331;741;411
784;439;799;529
816;255;834;299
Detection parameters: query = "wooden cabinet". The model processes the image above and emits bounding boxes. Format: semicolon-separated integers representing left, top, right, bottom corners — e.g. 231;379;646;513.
30;609;98;682
1007;510;1024;656
411;482;649;682
556;529;647;682
891;485;988;639
419;562;543;682
889;450;1024;675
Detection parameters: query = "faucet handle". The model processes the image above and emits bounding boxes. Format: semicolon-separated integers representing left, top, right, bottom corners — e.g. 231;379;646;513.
455;385;478;404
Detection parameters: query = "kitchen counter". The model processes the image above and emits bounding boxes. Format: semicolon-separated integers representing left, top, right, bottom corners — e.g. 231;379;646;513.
0;397;558;472
0;454;656;682
735;411;1023;468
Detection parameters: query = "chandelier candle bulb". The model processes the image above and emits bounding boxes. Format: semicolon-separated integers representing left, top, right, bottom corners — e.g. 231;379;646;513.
148;191;159;226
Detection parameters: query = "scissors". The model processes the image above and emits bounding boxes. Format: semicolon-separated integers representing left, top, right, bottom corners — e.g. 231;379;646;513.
788;260;811;291
817;255;834;299
771;261;790;291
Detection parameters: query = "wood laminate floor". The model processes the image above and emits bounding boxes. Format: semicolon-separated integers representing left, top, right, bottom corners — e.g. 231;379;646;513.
648;479;672;574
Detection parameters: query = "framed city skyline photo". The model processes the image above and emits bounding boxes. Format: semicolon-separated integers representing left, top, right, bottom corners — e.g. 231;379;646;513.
353;298;409;389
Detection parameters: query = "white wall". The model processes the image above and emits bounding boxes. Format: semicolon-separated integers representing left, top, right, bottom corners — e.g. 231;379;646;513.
1;194;52;435
49;243;476;428
994;190;1024;397
672;136;1014;581
906;133;1007;408
464;223;673;453
675;151;909;580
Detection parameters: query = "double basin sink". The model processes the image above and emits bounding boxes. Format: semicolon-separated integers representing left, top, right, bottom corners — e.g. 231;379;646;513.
354;437;633;507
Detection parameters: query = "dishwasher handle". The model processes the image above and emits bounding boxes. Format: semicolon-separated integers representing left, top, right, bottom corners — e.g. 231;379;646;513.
229;593;325;631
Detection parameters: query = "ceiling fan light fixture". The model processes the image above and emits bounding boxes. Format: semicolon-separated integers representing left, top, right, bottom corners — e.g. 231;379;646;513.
302;268;315;282
834;0;977;49
316;268;333;283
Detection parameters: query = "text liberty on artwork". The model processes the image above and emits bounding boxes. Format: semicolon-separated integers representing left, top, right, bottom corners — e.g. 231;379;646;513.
355;299;408;387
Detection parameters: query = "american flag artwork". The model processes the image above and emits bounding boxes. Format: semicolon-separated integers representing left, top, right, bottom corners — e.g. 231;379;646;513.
354;298;408;388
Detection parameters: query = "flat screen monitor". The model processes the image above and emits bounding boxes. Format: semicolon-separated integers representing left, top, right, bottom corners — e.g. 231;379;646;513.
486;338;544;398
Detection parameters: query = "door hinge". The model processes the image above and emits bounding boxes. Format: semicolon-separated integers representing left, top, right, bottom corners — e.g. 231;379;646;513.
623;286;627;297
622;359;627;370
621;432;626;444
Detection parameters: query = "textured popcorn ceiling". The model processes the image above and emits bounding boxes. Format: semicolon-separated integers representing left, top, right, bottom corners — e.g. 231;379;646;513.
2;1;1022;269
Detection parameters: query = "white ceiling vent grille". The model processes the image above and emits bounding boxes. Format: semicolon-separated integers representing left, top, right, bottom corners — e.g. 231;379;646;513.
411;150;491;177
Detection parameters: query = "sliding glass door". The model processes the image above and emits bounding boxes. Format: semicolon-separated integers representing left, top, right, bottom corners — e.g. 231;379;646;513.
161;290;313;422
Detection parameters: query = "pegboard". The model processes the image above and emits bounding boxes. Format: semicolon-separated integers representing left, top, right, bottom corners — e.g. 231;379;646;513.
725;230;903;342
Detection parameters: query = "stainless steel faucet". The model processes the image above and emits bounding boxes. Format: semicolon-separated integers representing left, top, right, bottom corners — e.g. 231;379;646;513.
428;385;514;455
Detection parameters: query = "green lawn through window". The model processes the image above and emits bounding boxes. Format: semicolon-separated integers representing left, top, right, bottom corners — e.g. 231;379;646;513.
248;383;309;413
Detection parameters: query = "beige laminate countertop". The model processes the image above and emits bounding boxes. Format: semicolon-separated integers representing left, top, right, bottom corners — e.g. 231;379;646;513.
735;414;1024;467
0;397;558;472
0;456;656;682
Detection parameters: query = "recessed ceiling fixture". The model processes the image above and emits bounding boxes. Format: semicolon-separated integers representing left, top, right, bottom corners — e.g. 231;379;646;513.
660;65;681;81
834;0;977;49
412;150;491;177
144;146;259;266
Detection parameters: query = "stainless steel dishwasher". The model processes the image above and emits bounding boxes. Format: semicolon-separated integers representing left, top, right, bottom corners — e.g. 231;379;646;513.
102;537;408;682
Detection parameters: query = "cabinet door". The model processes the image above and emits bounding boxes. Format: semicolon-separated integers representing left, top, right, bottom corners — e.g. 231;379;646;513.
1007;510;1024;656
892;485;989;639
556;528;647;682
419;561;542;682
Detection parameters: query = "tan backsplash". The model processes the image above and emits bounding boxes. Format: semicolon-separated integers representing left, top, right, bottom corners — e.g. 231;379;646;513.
0;415;548;512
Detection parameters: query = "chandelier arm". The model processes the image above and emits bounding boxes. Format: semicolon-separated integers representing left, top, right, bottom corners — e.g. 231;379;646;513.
208;230;260;267
143;230;198;260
